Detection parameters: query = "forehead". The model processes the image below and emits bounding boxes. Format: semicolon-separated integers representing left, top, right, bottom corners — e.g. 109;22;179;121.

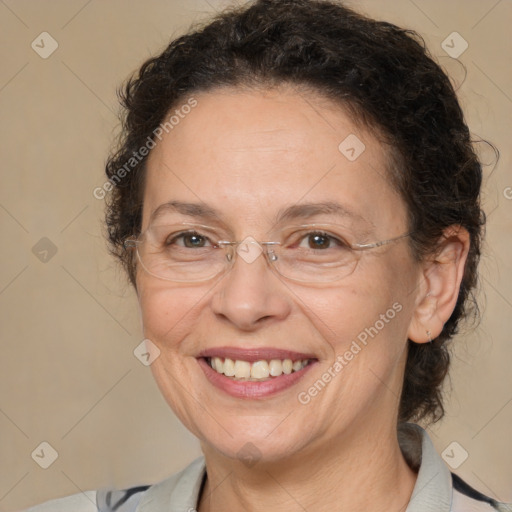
142;86;406;233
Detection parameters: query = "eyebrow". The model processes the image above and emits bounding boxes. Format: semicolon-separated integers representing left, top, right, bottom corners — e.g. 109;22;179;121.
149;200;369;226
275;201;368;225
149;200;220;224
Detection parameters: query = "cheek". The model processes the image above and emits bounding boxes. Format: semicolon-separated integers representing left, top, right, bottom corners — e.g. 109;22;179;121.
137;279;204;347
292;257;414;355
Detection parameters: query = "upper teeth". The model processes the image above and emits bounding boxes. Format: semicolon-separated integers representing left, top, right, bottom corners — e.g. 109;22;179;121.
209;357;310;380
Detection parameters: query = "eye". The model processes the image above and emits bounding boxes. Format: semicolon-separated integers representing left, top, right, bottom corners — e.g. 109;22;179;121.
167;231;213;248
298;232;345;250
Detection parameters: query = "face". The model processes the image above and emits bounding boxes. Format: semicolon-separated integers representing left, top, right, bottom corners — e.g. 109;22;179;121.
136;86;422;463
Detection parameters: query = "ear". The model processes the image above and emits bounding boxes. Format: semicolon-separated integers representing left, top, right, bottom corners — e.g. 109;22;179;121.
408;226;470;344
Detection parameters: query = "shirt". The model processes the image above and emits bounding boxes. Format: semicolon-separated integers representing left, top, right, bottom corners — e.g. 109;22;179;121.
23;423;512;512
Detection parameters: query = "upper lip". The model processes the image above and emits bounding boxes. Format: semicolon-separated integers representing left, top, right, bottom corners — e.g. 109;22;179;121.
197;346;317;362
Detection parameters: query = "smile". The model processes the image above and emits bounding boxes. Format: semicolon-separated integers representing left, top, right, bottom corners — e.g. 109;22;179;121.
197;347;318;399
207;357;312;381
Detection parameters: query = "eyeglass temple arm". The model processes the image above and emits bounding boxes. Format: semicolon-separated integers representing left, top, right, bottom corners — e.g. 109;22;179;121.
123;238;140;249
353;232;412;250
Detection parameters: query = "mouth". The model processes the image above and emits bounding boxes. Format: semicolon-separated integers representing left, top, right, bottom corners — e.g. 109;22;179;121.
197;347;318;399
205;356;312;381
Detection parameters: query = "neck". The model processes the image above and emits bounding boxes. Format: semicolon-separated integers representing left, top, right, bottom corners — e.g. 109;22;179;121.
198;420;417;512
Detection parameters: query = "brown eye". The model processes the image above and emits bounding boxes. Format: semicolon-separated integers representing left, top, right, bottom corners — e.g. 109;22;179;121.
167;232;211;248
297;232;343;250
183;233;207;248
307;233;331;249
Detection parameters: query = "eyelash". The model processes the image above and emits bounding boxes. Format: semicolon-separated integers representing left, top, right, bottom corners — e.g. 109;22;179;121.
298;232;345;249
166;231;214;247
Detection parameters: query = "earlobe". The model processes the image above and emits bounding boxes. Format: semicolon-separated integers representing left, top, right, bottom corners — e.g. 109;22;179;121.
408;226;470;344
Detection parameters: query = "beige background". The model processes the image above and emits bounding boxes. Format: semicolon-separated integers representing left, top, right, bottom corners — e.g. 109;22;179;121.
0;0;511;510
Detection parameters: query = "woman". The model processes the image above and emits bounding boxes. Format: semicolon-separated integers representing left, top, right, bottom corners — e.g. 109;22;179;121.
25;0;511;510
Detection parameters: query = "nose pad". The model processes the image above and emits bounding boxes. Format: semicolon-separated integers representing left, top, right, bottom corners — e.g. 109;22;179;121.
268;249;278;262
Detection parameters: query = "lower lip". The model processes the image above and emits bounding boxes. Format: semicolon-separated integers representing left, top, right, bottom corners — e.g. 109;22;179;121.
198;358;317;399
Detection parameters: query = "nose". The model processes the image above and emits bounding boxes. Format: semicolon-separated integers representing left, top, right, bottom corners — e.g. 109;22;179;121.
210;241;292;331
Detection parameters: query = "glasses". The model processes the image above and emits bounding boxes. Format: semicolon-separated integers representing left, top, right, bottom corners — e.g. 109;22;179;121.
123;222;412;283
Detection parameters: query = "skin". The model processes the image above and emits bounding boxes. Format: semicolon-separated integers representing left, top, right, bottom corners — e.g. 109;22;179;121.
136;85;470;512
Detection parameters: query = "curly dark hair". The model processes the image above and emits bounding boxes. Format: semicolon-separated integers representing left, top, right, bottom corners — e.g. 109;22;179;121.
104;0;485;424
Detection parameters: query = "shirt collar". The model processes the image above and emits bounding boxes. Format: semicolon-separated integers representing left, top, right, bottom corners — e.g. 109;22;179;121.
402;423;452;511
136;423;453;511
